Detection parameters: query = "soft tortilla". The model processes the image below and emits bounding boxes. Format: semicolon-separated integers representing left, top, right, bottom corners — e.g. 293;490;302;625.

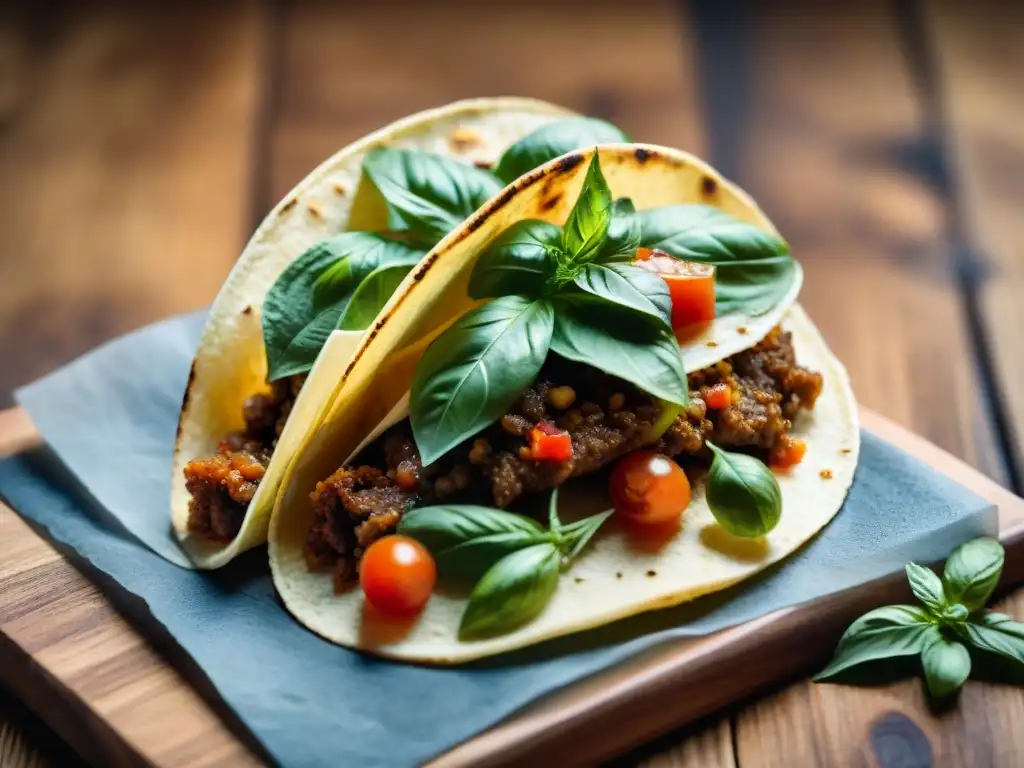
171;98;572;568
269;144;858;662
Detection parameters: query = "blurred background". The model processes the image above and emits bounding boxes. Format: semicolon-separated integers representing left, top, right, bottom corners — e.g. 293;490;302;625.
0;0;1021;765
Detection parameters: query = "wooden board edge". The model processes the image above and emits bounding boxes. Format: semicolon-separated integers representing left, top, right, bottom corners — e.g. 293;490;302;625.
0;406;1020;768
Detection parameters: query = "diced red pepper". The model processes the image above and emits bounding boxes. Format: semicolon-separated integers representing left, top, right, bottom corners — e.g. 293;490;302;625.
704;383;732;410
770;437;807;469
527;420;573;462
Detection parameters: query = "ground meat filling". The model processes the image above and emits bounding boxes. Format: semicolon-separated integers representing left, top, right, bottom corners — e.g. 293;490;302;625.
307;327;823;587
184;376;303;541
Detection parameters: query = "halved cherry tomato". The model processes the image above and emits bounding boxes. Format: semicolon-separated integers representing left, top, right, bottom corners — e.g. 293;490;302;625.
704;383;732;410
609;451;691;525
634;249;716;334
360;535;436;616
770;437;807;470
526;420;573;462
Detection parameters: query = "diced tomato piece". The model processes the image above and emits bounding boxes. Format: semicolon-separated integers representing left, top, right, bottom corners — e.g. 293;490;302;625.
770;437;807;469
527;421;573;462
633;250;716;333
704;383;732;410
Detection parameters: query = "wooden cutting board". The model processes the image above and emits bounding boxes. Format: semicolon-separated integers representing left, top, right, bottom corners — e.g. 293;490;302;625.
1;406;1022;768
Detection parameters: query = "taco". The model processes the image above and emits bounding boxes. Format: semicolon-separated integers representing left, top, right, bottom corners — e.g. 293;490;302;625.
171;97;641;568
268;143;859;663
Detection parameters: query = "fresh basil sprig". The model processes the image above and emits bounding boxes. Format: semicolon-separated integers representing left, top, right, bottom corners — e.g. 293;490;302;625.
262;233;425;380
492;117;632;184
636;205;795;315
410;154;687;464
815;537;1022;700
704;441;782;538
399;490;612;640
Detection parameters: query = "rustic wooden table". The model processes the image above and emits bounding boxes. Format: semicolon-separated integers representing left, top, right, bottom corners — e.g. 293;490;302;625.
0;1;1021;765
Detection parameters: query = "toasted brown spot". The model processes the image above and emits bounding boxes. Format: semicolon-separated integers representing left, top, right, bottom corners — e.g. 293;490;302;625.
474;160;493;170
706;340;718;347
820;469;833;480
701;176;718;196
840;448;852;455
332;182;348;196
413;252;440;280
616;572;623;579
449;127;482;152
634;147;652;164
737;326;749;335
307;202;323;219
541;193;562;212
554;152;585;173
280;198;297;214
646;570;657;577
242;305;253;316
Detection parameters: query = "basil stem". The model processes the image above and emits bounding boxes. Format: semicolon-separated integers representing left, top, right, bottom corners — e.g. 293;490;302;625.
705;441;782;538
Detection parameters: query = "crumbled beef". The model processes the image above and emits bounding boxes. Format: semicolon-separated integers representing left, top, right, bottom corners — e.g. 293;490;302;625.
305;326;823;585
184;375;304;541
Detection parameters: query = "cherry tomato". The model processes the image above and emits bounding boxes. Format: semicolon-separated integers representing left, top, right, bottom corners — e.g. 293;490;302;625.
609;451;691;525
770;437;807;469
634;249;716;334
360;535;436;616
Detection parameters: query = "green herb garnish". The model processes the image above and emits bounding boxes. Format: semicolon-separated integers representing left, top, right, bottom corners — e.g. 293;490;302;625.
398;489;613;639
815;536;1024;700
704;441;782;538
491;117;632;184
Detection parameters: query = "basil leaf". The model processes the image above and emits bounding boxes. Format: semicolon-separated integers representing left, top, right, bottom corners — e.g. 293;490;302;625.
906;562;947;616
411;296;554;465
398;505;544;551
598;198;641;263
561;154;612;262
961;611;1024;666
922;635;971;698
263;233;419;380
459;543;561;640
362;147;502;243
637;205;795;314
814;605;939;681
492;117;631;184
468;220;562;299
549;306;687;406
942;604;970;623
339;257;420;330
705;442;782;538
563;509;613;562
943;537;1004;612
567;263;671;328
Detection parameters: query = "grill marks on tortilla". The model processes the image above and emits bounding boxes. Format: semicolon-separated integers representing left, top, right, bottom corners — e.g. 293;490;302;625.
701;176;718;197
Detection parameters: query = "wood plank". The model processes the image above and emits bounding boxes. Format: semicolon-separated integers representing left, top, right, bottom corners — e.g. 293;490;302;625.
0;2;265;407
696;2;1019;766
2;407;1022;768
922;0;1024;487
267;0;704;205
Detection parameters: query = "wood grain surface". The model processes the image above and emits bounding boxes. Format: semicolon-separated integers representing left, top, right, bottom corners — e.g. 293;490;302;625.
0;0;1021;765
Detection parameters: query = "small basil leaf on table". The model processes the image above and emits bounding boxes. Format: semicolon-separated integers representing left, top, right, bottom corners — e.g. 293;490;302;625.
961;611;1024;665
263;233;418;380
491;117;631;185
411;296;554;466
905;562;948;615
338;256;422;330
567;263;672;328
814;605;940;681
362;147;503;243
597;198;641;263
636;204;795;314
468;219;562;299
549;306;688;407
704;442;782;538
459;543;561;640
560;154;612;263
921;635;972;698
943;536;1004;612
